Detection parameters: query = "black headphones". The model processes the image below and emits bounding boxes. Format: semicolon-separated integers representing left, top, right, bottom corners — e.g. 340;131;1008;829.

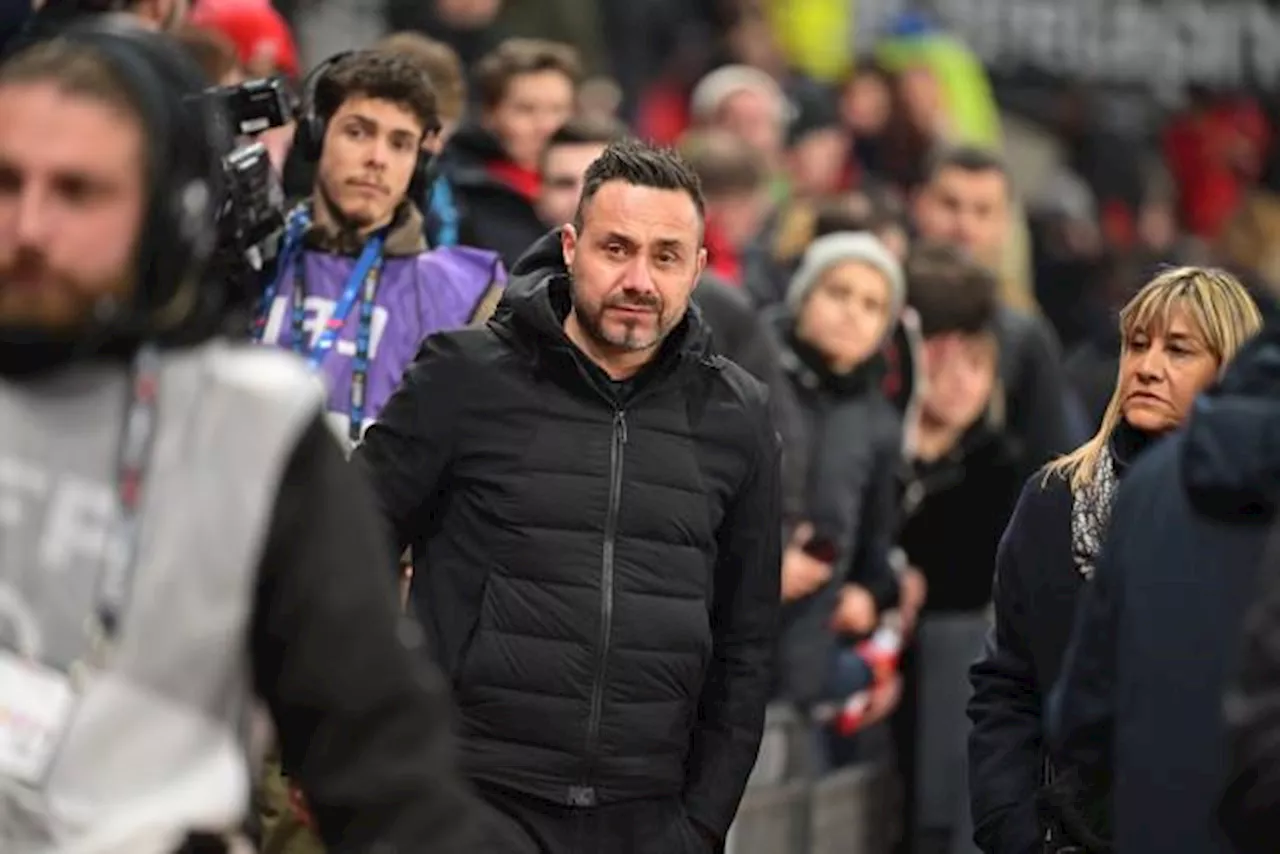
292;49;440;204
50;19;231;337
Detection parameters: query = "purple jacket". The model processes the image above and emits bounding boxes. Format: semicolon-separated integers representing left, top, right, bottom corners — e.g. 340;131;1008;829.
257;206;504;437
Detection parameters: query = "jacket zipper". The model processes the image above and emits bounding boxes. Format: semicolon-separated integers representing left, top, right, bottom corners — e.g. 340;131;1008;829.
576;408;628;804
1043;753;1056;847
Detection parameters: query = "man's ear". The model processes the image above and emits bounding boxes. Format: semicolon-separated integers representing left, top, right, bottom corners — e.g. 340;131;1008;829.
695;246;708;280
561;223;578;268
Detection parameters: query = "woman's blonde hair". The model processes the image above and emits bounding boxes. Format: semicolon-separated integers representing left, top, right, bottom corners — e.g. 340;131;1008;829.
1045;266;1263;492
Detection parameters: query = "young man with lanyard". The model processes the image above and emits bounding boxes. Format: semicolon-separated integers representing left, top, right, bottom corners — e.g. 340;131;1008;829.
254;48;504;451
0;21;484;853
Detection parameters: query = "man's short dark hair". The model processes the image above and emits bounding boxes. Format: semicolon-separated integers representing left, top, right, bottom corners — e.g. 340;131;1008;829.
315;50;439;136
547;114;628;150
812;187;906;242
812;193;876;238
474;38;582;111
677;128;768;199
905;242;999;337
541;115;628;173
574;139;705;232
926;144;1010;190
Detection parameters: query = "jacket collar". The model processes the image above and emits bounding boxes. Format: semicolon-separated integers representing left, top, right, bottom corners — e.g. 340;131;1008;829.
494;229;717;401
301;200;428;258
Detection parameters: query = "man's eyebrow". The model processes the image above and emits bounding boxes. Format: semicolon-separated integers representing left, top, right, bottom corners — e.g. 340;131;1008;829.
342;113;378;131
341;113;421;141
598;231;637;246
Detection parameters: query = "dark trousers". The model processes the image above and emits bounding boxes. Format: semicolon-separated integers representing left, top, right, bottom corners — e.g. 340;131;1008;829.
478;783;711;854
893;641;921;854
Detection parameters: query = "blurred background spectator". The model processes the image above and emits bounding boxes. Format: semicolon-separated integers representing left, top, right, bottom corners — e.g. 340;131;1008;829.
9;0;1280;850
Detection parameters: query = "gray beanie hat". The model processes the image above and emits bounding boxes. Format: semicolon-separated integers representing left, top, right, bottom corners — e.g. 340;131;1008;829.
785;231;905;320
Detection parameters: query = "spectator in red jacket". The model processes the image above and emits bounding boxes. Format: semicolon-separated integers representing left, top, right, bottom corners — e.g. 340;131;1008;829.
189;0;299;78
1164;90;1270;240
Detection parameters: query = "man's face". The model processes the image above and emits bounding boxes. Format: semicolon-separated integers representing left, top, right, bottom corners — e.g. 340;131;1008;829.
714;88;784;165
920;332;998;431
537;141;606;228
788;128;847;198
561;180;707;357
484;71;575;171
706;188;770;250
915;166;1010;265
0;81;146;330
316;96;425;231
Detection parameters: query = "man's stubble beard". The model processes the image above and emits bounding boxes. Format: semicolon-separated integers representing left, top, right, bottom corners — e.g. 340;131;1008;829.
315;180;381;235
0;251;132;331
568;274;670;354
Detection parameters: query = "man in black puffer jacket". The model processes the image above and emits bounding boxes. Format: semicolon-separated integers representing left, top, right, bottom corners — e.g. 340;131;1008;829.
355;139;781;853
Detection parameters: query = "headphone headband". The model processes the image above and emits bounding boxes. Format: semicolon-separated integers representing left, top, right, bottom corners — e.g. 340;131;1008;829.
299;49;354;125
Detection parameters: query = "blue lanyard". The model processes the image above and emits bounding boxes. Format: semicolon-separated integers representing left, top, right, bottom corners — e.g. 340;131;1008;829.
254;206;387;443
253;204;310;342
290;236;384;370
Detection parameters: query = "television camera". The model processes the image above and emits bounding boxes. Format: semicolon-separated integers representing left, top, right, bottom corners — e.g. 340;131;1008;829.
199;76;297;312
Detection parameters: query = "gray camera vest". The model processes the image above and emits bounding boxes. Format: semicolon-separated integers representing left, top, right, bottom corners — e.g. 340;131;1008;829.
0;341;323;853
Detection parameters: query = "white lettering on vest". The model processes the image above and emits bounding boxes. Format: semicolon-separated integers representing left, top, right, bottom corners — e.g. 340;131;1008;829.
259;295;391;361
38;474;116;575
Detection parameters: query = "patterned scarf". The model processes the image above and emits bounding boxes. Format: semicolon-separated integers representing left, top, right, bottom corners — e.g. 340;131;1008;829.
1071;447;1121;580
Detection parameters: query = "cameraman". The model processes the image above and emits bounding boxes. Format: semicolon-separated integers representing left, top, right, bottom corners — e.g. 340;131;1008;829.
0;21;482;854
252;49;504;450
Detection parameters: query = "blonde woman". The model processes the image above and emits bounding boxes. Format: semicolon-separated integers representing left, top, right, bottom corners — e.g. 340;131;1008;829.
967;267;1262;854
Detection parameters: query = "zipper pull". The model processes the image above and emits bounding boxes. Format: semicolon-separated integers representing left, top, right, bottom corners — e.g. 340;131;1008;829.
615;410;628;445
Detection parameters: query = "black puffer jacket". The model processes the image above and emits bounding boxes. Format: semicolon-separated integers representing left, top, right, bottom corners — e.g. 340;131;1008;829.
354;232;781;840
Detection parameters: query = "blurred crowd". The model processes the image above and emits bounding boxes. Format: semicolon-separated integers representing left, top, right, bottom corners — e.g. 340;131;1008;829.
11;0;1280;851
165;0;1280;851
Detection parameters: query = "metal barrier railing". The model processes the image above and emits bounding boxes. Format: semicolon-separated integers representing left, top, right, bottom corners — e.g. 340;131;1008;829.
726;704;895;854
